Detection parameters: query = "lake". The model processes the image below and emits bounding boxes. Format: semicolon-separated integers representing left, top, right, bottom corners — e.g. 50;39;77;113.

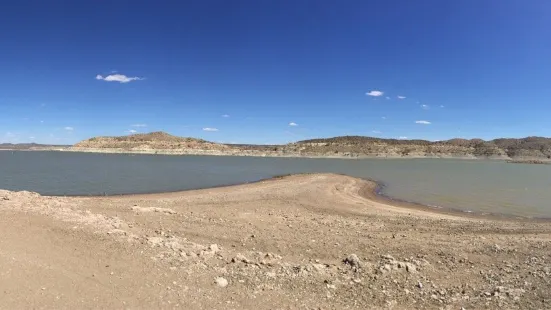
1;151;551;218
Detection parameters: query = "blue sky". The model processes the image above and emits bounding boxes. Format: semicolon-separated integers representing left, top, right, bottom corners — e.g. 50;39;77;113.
1;1;550;144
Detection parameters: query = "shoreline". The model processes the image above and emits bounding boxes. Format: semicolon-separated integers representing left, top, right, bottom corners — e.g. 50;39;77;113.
8;147;509;161
43;173;550;223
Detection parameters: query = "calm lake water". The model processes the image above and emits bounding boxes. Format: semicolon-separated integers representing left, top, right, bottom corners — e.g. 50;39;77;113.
2;151;551;218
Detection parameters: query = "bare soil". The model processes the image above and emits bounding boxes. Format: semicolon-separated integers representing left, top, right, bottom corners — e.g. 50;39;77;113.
1;174;550;309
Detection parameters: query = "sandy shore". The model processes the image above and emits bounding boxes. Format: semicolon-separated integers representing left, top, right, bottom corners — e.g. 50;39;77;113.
1;173;550;309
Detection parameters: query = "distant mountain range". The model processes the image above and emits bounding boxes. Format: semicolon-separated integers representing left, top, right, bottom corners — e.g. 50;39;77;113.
69;132;551;160
0;143;69;150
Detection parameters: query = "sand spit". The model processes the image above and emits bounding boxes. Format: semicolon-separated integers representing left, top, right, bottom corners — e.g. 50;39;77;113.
1;174;550;309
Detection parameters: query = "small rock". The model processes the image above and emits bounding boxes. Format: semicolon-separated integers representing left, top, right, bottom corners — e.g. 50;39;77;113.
215;277;228;288
417;281;423;289
343;254;362;268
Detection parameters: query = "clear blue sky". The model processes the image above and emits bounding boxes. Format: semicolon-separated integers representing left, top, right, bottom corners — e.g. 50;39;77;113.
1;1;550;144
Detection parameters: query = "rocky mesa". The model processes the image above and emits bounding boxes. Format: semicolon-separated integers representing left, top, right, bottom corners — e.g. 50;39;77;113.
71;132;551;160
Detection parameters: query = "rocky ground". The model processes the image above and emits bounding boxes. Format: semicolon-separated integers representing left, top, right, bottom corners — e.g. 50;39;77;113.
1;174;550;309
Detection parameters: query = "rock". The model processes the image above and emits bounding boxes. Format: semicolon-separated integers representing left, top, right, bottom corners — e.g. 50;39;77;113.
215;277;228;288
232;253;250;264
405;263;417;273
343;254;362;268
209;244;220;253
417;281;423;289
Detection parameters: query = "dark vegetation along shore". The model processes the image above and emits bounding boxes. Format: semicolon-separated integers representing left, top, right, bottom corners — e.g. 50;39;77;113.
67;131;551;161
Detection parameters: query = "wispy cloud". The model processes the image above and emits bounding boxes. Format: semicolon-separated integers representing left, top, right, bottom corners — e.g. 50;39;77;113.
385;96;391;100
398;136;408;139
366;90;384;97
131;124;147;127
397;96;406;99
289;122;298;127
421;104;430;110
440;105;445;108
64;126;74;131
29;136;35;140
126;129;138;134
221;114;230;118
372;130;382;134
381;116;387;120
203;127;219;132
415;120;431;125
96;73;144;83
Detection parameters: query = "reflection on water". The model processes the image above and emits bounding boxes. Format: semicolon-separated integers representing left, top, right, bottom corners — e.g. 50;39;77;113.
1;151;551;218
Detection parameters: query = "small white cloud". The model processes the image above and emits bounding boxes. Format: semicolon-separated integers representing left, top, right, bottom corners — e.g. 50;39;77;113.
64;127;74;131
29;136;35;140
40;120;44;123
221;114;230;118
131;124;147;127
289;122;298;127
440;105;445;108
397;96;406;99
126;129;138;134
381;116;387;120
96;73;144;83
203;127;219;132
398;136;408;139
385;96;391;100
366;90;384;97
421;104;430;110
415;120;431;125
372;130;382;134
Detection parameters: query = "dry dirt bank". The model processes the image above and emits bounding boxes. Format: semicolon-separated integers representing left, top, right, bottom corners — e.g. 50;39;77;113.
1;174;550;309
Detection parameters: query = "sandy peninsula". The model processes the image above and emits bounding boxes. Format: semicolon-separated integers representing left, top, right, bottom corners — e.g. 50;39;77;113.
1;174;550;309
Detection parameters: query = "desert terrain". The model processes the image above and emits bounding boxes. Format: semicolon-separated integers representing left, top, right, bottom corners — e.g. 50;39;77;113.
1;173;550;309
66;132;551;162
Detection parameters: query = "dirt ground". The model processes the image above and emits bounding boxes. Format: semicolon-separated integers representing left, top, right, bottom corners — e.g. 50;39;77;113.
1;173;550;309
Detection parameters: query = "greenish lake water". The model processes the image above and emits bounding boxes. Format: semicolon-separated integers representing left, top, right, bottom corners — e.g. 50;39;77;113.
1;151;550;218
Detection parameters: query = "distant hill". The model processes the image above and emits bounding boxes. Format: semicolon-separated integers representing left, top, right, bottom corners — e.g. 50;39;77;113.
294;136;551;159
71;132;551;160
0;143;69;150
73;131;230;151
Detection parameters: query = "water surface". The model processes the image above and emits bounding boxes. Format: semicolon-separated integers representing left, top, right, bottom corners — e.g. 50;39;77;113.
1;151;550;218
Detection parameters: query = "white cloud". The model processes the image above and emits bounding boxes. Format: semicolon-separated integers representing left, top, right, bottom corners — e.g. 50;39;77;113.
64;127;74;131
440;105;445;108
421;104;430;110
289;122;298;127
126;129;138;134
40;120;44;123
131;124;147;127
29;136;35;140
397;96;406;99
381;116;387;120
203;127;219;132
415;120;431;125
96;73;144;83
366;90;384;97
372;130;382;134
221;114;230;118
398;136;408;139
385;96;391;100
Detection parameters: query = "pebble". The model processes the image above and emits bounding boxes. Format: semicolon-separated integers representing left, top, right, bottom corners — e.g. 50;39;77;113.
343;254;361;268
215;277;229;288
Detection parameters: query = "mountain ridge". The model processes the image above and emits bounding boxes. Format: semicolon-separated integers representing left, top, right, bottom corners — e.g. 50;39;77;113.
69;132;551;160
